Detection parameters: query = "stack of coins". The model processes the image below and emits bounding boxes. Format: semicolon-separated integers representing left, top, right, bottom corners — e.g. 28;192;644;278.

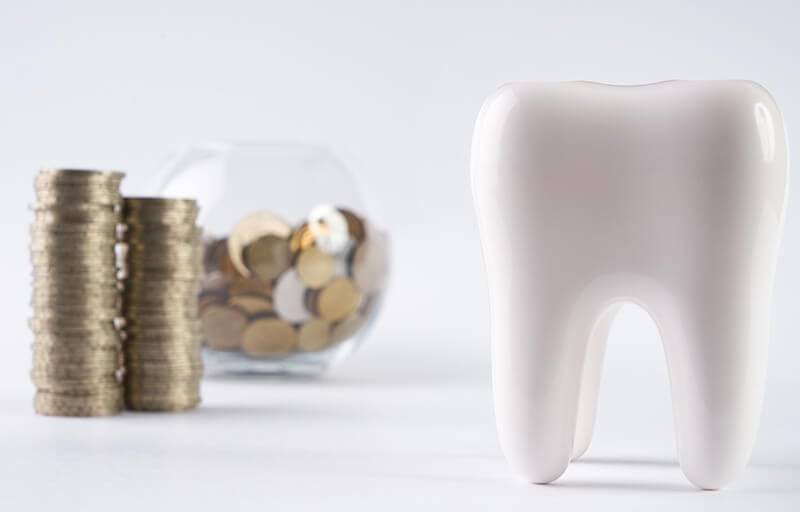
121;198;203;412
199;205;388;356
29;169;125;416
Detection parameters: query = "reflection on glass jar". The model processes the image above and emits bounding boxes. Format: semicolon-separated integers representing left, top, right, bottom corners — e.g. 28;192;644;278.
158;142;389;376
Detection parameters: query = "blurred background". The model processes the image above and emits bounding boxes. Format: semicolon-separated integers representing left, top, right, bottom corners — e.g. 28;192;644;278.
0;0;798;509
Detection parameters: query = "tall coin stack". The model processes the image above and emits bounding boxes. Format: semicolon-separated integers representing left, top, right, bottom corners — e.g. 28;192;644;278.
29;169;125;417
121;198;203;412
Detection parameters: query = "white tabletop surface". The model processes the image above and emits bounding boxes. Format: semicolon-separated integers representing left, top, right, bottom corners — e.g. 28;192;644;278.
2;335;798;512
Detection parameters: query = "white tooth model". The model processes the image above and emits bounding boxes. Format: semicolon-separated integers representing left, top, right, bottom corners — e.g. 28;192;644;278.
470;81;788;490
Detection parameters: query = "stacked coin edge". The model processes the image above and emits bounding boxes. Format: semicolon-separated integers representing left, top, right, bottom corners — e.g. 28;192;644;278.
29;169;125;417
121;197;204;412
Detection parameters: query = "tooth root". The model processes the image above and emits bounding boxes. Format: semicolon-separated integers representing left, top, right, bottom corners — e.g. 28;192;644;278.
571;305;619;461
492;285;592;484
662;289;770;490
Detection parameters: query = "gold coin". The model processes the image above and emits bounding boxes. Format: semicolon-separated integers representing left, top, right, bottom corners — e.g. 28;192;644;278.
329;313;366;345
229;276;272;296
33;343;120;362
31;296;120;312
124;279;201;294
34;390;123;417
123;362;203;376
31;285;119;300
29;317;119;336
122;199;198;223
227;294;272;315
30;222;118;236
241;234;291;282
228;211;292;276
297;318;331;352
123;225;202;243
124;393;200;412
30;252;117;266
31;370;121;389
36;169;124;183
34;191;121;207
124;383;201;400
32;210;120;225
123;197;198;210
289;223;315;253
315;277;362;322
200;304;248;350
32;359;119;375
124;372;201;386
295;246;335;288
122;269;202;281
32;382;123;397
29;241;118;255
123;349;202;365
241;317;297;356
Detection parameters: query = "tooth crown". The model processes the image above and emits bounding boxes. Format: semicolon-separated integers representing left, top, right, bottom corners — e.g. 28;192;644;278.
471;81;788;490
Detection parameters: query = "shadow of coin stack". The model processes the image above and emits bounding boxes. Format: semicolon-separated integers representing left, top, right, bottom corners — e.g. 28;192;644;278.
121;198;203;412
29;170;125;416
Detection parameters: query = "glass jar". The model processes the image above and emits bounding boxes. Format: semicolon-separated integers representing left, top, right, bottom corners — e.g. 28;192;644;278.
157;142;389;376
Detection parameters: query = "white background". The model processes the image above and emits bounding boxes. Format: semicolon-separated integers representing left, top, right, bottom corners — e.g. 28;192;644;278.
1;1;799;510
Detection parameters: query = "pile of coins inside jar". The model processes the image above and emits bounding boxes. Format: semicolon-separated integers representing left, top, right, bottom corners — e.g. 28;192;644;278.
200;204;388;358
28;169;204;417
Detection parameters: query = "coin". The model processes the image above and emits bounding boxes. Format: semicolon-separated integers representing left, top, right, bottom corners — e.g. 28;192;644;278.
314;277;362;322
200;304;248;350
204;237;237;275
32;209;120;225
228;211;292;276
33;344;120;364
273;269;311;323
124;393;200;412
241;317;298;356
329;313;366;345
227;294;273;315
297;318;331;352
229;276;272;296
36;168;124;184
34;390;123;417
295;246;335;288
241;234;291;281
289;223;315;253
199;295;225;313
31;372;121;393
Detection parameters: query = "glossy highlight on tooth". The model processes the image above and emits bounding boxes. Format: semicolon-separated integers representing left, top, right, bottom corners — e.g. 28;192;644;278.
471;80;789;490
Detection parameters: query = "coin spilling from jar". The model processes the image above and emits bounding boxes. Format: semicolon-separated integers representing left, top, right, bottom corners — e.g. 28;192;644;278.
200;205;388;357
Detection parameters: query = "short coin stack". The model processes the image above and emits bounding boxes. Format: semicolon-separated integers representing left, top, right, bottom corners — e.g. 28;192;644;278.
121;198;203;412
29;169;125;416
